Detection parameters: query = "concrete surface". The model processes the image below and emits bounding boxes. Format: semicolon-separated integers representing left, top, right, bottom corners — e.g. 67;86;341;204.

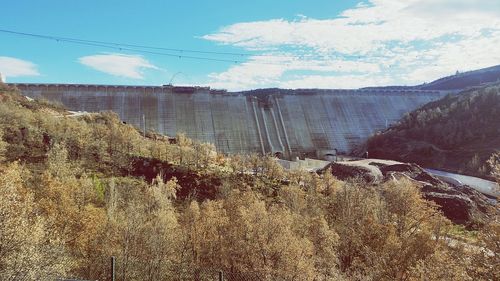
425;168;499;197
12;83;447;159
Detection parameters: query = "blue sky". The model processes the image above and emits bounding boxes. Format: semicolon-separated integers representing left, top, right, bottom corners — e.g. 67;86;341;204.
1;0;499;90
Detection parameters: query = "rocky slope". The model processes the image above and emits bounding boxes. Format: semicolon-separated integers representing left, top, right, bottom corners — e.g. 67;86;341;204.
319;160;497;229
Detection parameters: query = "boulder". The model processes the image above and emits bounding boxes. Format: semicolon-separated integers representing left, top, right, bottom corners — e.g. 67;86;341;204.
322;162;377;183
380;163;444;187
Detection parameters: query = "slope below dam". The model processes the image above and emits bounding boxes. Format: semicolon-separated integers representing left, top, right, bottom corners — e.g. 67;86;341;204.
12;83;448;159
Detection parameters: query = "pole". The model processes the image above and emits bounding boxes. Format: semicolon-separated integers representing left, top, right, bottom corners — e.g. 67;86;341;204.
218;270;224;281
111;256;116;281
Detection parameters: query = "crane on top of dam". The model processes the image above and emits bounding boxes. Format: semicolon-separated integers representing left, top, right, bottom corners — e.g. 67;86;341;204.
166;72;187;86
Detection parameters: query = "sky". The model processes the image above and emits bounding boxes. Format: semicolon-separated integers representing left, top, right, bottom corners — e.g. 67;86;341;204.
1;0;500;90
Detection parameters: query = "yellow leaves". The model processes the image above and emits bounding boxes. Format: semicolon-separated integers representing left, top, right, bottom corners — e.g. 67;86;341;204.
151;174;179;202
180;191;317;280
0;161;26;193
101;177;182;281
0;164;33;235
381;178;444;238
196;200;229;266
466;221;500;280
325;178;459;279
188;200;201;217
322;168;344;195
176;132;193;147
0;162;70;280
47;142;73;178
278;185;307;213
0;127;6;162
37;172;79;223
73;205;107;254
408;246;473;281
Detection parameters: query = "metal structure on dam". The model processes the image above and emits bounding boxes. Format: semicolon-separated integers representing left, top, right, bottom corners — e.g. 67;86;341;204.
12;83;448;159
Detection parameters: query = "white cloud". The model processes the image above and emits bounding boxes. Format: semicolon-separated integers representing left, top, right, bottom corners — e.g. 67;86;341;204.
280;74;394;89
405;0;500;19
206;53;381;90
206;59;285;90
202;0;500;90
0;57;40;79
79;53;159;79
397;30;500;83
205;1;494;54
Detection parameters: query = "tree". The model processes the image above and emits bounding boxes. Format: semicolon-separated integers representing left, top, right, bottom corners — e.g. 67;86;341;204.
0;163;69;280
327;179;450;280
105;175;182;281
179;190;317;280
465;221;500;281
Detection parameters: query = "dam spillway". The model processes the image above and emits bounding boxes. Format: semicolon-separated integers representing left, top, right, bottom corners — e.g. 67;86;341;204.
11;83;447;159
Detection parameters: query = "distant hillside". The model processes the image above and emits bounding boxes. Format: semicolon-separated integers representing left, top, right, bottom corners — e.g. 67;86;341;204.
359;65;500;92
367;83;500;179
417;65;500;91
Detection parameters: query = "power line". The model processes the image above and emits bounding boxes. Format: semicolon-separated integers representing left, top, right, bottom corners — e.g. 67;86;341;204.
57;38;253;64
0;28;260;64
0;28;378;67
0;28;273;58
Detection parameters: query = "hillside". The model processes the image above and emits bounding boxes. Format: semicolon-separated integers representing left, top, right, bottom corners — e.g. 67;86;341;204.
417;65;500;91
360;64;500;91
367;83;500;179
0;83;498;281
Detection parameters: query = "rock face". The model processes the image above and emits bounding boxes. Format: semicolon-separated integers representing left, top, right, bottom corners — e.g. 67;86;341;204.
381;163;494;227
379;163;444;187
11;83;446;159
322;161;496;228
326;163;376;183
130;156;221;200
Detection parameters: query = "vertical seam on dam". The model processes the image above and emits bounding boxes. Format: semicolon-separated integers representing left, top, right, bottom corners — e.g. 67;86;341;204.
275;97;292;156
260;107;275;153
251;99;266;155
320;96;336;149
210;97;217;150
270;107;285;153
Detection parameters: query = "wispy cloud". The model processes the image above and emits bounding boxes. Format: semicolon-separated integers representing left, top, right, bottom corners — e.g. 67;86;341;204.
206;53;381;90
0;56;40;79
202;0;500;90
280;74;393;90
78;53;159;79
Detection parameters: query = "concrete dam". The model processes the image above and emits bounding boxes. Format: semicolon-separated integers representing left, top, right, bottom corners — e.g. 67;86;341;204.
12;83;447;159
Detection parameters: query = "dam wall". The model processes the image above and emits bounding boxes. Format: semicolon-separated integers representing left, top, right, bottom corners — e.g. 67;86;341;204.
11;83;447;159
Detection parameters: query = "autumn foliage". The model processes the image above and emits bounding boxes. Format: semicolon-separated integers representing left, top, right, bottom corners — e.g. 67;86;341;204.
0;84;498;280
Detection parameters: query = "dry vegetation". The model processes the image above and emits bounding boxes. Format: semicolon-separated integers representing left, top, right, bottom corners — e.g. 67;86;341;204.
0;83;498;280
